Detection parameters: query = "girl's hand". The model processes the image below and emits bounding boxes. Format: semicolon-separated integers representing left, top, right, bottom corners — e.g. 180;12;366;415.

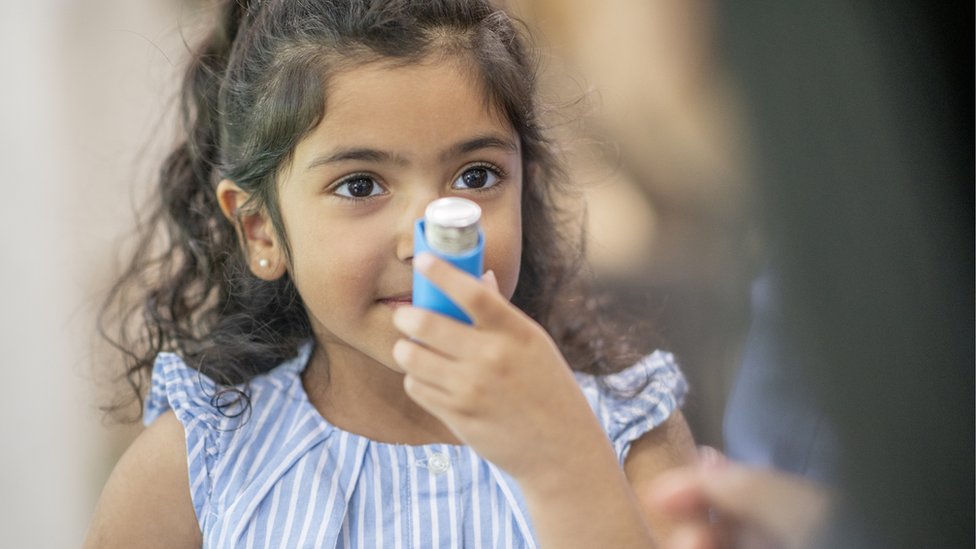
392;253;611;484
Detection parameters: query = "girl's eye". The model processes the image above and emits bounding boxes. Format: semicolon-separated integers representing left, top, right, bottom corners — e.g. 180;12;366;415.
334;176;385;199
452;166;500;190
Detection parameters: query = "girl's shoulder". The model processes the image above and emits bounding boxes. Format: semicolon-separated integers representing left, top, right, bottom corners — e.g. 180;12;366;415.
85;410;202;548
142;343;324;532
573;350;688;465
143;343;313;432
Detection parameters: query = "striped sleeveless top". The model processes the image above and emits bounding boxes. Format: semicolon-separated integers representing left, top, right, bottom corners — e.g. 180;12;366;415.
144;343;686;548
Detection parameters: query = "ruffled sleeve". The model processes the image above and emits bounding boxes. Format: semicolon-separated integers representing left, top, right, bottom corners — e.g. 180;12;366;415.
575;351;688;465
144;352;223;528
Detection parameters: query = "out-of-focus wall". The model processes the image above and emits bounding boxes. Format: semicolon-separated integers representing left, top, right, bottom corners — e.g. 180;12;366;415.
0;1;196;545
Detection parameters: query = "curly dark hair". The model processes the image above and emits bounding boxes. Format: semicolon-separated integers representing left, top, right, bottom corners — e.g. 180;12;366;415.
101;0;653;419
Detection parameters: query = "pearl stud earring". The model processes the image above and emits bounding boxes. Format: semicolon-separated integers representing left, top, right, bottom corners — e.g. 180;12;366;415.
258;258;270;269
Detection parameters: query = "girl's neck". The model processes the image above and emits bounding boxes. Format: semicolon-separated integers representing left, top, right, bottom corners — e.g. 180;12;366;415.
302;341;462;446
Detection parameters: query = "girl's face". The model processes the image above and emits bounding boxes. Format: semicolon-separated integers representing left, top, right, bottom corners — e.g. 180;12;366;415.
275;58;523;371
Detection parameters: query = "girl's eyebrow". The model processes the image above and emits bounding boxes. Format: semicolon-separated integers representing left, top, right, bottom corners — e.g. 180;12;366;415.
305;133;517;171
306;148;409;170
440;134;518;160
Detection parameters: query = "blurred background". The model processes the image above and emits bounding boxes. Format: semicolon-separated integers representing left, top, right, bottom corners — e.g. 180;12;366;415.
505;0;756;449
1;2;200;546
0;1;969;547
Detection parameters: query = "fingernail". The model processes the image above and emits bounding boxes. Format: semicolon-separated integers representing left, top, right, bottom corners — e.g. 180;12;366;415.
414;253;434;271
392;339;408;363
392;306;417;329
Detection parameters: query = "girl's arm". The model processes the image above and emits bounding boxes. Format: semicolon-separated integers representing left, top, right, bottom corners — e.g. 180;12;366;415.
393;254;694;547
511;404;696;548
84;411;201;549
624;411;699;541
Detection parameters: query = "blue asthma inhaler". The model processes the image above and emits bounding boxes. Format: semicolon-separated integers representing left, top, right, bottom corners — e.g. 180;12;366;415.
412;197;484;324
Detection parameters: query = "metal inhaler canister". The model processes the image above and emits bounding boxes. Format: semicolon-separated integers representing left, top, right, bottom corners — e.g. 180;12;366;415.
412;197;484;324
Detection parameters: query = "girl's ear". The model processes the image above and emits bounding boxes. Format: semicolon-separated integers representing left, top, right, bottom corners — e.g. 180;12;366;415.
216;179;287;281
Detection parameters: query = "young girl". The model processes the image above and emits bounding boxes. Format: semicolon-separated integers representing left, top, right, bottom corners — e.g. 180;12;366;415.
87;0;695;547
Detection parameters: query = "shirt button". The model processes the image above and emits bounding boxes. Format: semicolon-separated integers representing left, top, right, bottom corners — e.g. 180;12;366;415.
428;453;451;475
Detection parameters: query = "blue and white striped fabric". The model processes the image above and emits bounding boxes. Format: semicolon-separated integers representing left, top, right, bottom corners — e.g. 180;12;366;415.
144;344;686;548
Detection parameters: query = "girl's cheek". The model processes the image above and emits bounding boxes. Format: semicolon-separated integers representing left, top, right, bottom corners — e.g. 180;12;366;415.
483;232;521;300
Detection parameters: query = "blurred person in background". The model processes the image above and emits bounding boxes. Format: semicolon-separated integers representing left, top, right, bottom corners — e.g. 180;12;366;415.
651;1;972;547
513;0;971;547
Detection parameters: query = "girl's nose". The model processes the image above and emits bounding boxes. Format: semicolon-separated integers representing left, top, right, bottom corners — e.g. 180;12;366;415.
395;193;437;262
395;224;414;263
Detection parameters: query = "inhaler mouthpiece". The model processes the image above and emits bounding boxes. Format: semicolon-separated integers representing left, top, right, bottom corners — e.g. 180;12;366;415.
424;198;481;255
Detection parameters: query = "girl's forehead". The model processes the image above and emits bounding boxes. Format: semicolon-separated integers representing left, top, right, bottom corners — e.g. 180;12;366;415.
328;59;508;124
297;59;517;158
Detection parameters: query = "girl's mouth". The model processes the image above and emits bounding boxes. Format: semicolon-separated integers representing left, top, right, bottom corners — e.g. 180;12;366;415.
378;294;413;308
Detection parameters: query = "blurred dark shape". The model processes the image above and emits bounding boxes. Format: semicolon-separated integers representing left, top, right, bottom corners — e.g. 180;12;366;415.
724;265;841;484
718;1;972;547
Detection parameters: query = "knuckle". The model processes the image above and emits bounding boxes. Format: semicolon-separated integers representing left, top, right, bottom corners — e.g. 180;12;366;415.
402;310;443;341
400;341;423;366
480;346;505;367
467;287;493;313
463;379;487;403
452;391;479;417
414;313;435;336
480;356;511;381
448;378;486;416
509;328;532;348
400;341;422;365
494;360;514;379
521;322;546;344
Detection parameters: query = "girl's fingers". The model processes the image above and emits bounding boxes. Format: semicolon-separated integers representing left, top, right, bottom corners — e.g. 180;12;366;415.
392;338;457;390
414;253;510;326
402;368;456;417
393;306;483;359
481;269;499;293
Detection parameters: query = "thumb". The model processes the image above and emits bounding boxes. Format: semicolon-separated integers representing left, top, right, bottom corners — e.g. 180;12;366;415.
481;269;500;293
